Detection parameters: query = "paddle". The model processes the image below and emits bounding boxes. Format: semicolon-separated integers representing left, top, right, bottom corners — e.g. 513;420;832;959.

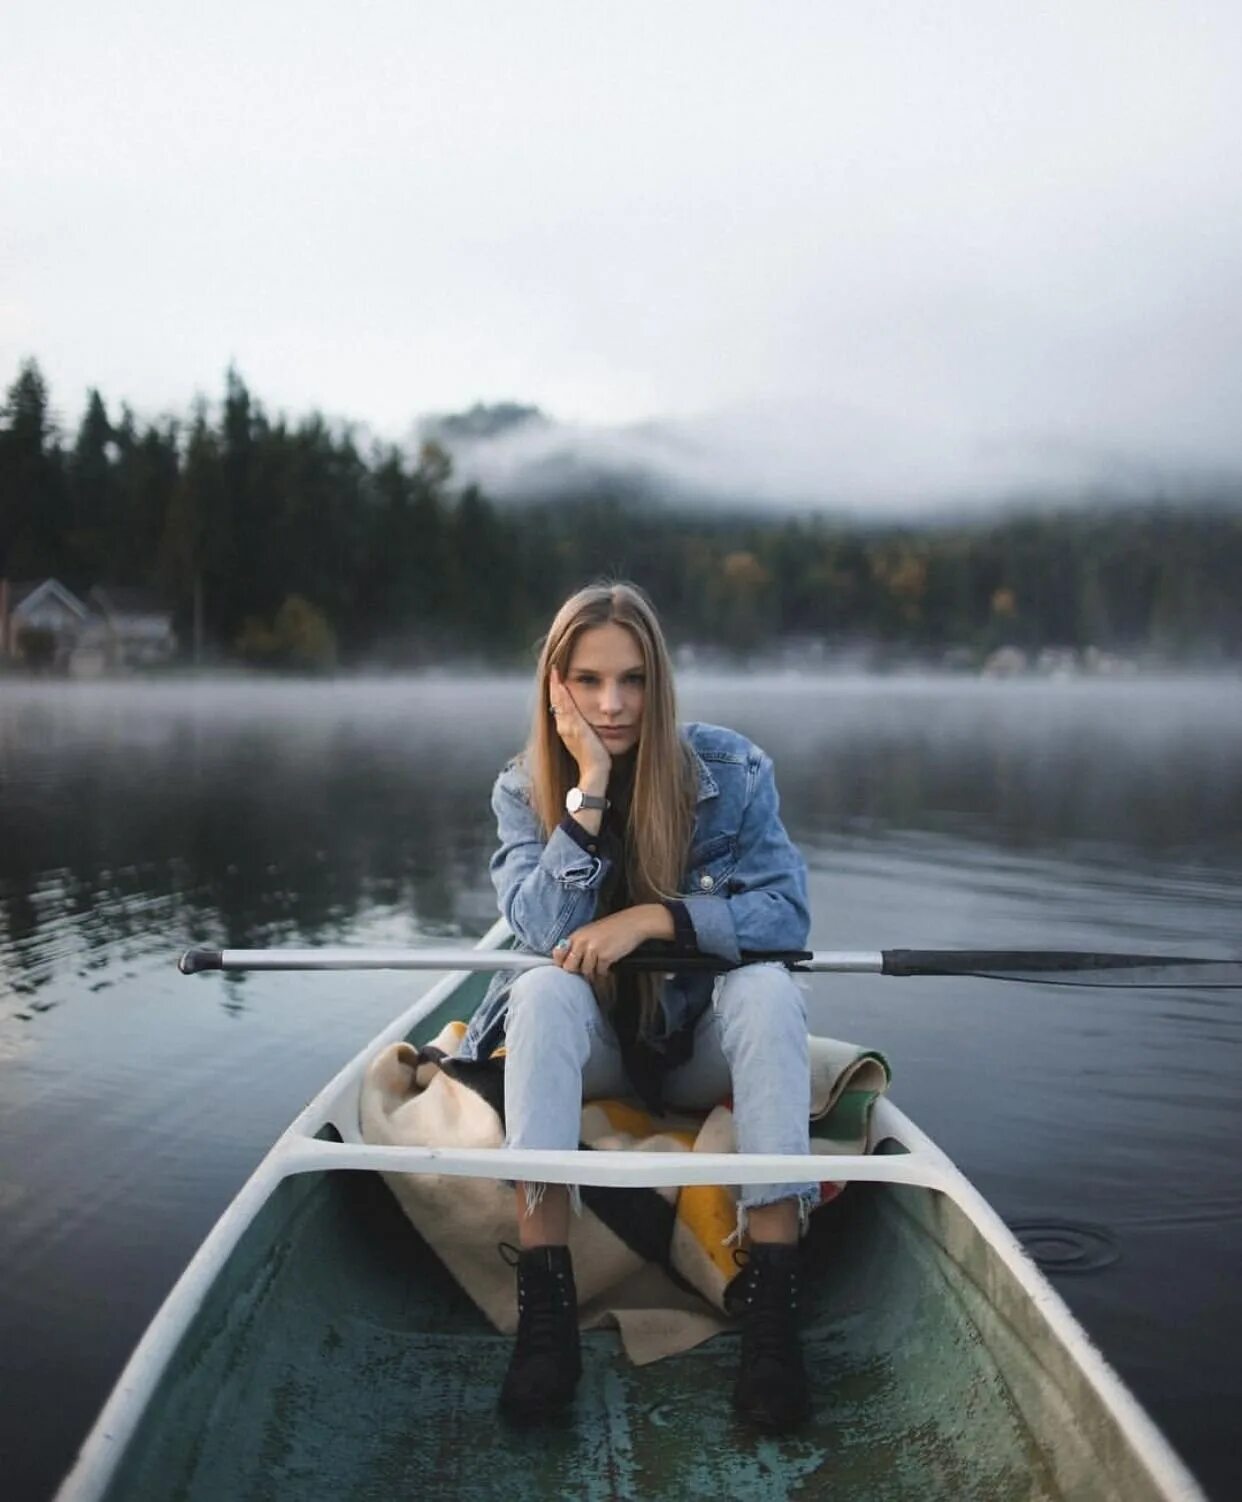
178;943;1242;987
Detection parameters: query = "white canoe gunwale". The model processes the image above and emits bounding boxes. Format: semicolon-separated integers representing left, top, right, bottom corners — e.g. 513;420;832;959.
56;920;1205;1502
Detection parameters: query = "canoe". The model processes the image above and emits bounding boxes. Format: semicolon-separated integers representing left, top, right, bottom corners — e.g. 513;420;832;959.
56;921;1205;1502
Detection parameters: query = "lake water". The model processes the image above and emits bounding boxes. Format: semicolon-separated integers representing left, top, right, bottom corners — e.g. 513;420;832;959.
1;674;1240;1500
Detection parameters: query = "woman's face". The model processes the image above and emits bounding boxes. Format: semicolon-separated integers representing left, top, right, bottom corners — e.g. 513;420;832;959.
562;622;646;757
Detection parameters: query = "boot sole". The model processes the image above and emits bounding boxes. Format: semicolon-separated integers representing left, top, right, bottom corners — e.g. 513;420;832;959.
733;1397;812;1433
498;1394;578;1428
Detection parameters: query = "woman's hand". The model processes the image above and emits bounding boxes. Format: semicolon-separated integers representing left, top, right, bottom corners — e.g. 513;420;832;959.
552;905;671;981
549;667;610;782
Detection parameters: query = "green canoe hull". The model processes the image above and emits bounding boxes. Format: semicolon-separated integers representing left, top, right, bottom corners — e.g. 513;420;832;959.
99;1166;1176;1502
83;967;1193;1501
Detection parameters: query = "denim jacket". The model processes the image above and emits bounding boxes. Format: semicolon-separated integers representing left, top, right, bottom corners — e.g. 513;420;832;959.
456;722;810;1064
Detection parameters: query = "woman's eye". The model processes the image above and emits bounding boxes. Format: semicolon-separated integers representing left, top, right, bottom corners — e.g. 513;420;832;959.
625;675;645;686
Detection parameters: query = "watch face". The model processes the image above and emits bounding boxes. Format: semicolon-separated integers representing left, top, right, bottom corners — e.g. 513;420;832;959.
566;788;606;813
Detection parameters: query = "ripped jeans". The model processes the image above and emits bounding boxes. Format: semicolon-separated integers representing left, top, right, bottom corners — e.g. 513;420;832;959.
501;961;817;1227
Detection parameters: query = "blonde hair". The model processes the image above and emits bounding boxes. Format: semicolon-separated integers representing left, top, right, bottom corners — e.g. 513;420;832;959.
525;581;696;908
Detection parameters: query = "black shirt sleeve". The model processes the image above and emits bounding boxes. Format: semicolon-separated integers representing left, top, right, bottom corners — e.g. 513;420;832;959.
557;813;603;856
662;898;698;954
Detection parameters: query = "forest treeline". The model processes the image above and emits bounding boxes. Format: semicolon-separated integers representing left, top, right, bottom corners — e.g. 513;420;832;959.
2;358;1240;667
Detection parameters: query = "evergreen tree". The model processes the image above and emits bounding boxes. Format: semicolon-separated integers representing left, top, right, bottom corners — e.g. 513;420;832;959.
0;358;68;578
452;484;514;650
219;366;266;633
111;411;179;586
407;442;458;647
159;402;225;656
67;389;117;583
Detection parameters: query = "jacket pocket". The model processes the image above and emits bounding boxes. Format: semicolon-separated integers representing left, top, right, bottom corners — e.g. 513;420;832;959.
682;833;738;897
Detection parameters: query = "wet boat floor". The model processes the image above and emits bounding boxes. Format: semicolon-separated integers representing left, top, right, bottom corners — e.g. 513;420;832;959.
107;1168;1068;1502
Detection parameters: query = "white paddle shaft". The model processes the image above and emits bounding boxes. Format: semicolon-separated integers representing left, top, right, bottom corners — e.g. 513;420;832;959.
180;946;882;974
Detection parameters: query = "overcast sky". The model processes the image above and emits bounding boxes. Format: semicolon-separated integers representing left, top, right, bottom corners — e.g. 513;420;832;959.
3;2;1241;509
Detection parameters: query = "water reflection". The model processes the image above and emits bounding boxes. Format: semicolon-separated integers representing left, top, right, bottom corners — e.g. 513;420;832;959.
0;679;528;998
680;676;1242;864
3;676;1240;1004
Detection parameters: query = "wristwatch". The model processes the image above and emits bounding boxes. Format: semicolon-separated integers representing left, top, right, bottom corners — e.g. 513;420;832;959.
565;787;609;814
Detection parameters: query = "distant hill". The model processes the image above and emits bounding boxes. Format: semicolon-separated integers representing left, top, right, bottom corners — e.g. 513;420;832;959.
420;402;548;445
416;398;1242;522
418;402;759;511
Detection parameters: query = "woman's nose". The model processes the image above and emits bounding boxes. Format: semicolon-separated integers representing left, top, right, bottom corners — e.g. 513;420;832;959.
600;680;622;714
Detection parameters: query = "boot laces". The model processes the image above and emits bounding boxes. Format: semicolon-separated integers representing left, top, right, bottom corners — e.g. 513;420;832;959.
519;1283;569;1352
502;1244;573;1353
733;1250;800;1362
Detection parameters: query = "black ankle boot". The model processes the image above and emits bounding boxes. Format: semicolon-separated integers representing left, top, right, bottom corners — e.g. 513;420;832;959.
498;1244;582;1424
724;1242;811;1431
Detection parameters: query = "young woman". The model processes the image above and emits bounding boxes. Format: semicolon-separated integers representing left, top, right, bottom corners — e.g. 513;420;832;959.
456;581;815;1430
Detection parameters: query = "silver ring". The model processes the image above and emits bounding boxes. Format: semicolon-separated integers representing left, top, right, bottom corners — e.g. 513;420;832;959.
554;939;570;952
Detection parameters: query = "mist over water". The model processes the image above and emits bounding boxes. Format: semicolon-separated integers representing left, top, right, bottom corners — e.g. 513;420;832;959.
1;674;1240;1498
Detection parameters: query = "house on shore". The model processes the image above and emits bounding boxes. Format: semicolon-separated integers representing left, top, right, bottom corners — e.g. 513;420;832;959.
0;578;90;669
82;586;178;670
0;578;177;673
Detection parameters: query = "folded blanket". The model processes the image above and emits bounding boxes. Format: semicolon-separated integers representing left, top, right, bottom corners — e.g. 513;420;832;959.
360;1021;890;1365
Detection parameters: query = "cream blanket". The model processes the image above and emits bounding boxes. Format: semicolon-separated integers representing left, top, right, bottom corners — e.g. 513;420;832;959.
360;1020;890;1365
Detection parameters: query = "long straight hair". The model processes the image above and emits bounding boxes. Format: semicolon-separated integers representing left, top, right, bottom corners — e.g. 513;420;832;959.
525;582;696;908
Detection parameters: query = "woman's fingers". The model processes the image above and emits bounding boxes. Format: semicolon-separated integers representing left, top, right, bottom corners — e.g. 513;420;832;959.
550;668;573;713
548;669;579;747
555;917;642;978
550;668;587;735
554;935;604;980
549;667;613;778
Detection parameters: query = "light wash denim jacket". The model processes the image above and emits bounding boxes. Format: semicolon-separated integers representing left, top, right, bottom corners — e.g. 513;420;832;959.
457;722;810;1063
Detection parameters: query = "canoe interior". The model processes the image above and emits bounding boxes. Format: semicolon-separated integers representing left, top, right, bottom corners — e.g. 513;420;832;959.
100;974;1167;1502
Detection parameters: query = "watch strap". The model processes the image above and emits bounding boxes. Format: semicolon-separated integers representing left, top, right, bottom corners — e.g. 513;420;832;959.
566;787;609;813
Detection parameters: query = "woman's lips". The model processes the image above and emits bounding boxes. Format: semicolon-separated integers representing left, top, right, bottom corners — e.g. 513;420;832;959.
597;726;631;736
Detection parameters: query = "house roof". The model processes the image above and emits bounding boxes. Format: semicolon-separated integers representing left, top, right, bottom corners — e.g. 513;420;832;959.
7;578;89;618
86;585;172;618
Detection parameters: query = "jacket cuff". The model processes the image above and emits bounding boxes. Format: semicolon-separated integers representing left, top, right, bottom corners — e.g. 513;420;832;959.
557;814;604;856
661;899;698;954
540;819;610;888
679;893;739;964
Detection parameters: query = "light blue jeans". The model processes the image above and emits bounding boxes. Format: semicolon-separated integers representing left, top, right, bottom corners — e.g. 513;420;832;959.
501;962;817;1225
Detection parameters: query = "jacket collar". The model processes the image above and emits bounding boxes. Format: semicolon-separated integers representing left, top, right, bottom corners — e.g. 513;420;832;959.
690;746;719;803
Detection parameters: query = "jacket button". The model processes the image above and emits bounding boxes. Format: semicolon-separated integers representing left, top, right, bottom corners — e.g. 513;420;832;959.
699;874;714;890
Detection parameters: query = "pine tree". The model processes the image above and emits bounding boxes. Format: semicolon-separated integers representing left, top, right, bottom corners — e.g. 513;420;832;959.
0;358;69;577
159;402;225;659
67;389;117;584
219;366;268;634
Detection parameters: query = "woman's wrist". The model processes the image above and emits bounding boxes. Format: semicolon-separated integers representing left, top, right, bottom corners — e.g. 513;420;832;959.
576;761;611;796
638;902;675;941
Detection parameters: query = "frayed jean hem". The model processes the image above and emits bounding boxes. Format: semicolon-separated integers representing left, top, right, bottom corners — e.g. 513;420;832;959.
726;1185;819;1245
505;1177;584;1219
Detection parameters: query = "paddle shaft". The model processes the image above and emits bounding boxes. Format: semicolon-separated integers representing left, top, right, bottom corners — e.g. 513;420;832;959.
177;944;1238;984
179;945;851;974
